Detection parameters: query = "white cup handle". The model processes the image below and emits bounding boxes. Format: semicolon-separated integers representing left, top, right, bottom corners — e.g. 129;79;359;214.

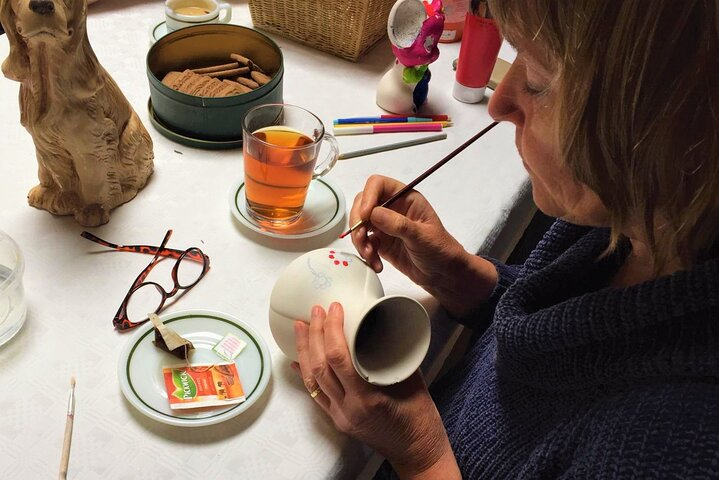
218;3;232;23
313;134;339;179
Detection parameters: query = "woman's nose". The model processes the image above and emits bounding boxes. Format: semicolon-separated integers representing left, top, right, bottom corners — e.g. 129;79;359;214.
487;62;524;127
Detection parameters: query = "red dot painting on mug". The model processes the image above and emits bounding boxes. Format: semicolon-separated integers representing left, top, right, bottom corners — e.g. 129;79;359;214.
328;251;351;267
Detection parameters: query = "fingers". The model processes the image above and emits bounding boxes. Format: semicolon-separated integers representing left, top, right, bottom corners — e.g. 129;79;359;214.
358;225;383;272
349;176;407;271
308;305;345;401
293;303;370;410
357;175;408;220
293;321;332;411
370;206;420;242
294;320;315;392
349;175;405;239
323;303;370;393
349;193;378;268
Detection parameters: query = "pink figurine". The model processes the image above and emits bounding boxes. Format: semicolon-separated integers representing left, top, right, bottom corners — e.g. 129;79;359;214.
377;0;445;114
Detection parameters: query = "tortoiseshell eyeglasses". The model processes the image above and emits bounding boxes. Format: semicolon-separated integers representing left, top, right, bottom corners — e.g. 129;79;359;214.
81;230;210;331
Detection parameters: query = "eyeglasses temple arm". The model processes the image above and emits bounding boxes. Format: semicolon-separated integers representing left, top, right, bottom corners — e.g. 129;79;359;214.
80;231;204;262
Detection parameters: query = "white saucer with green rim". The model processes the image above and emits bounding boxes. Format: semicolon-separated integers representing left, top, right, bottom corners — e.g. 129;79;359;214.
118;309;271;427
229;177;347;239
150;21;169;45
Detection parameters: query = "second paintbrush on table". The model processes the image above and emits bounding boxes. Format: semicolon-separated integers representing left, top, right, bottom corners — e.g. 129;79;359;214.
338;133;447;160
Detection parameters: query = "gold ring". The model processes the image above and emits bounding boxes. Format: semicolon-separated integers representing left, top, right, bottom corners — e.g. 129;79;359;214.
310;387;322;399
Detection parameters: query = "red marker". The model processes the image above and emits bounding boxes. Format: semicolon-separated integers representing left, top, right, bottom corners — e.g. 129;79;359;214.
333;124;443;136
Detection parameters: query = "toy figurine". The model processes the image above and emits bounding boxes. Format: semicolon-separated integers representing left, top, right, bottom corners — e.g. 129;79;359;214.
0;0;154;226
376;0;444;114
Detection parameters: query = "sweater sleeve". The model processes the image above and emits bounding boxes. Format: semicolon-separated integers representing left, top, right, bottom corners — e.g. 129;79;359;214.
451;256;521;331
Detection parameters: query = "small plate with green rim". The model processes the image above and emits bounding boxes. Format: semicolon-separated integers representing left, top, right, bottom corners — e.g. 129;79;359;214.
149;21;169;45
229;177;347;239
118;309;271;427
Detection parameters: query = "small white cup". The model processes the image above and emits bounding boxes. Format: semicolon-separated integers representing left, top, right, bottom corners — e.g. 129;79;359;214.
165;0;232;33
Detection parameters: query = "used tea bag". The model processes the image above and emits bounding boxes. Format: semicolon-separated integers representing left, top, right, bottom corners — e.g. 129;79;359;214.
149;313;194;360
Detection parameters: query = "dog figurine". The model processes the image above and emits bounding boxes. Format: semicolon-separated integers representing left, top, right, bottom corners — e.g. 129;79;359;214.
0;0;153;226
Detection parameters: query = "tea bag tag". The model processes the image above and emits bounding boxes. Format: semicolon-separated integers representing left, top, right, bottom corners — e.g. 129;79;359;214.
149;313;195;360
212;333;246;361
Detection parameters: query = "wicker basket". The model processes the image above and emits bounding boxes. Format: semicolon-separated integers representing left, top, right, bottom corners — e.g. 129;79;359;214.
248;0;395;62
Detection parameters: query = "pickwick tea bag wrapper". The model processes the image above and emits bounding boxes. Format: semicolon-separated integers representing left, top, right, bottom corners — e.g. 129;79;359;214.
163;363;245;410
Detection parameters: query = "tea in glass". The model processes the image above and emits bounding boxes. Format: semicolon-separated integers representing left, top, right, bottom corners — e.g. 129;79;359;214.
244;126;317;222
242;104;339;226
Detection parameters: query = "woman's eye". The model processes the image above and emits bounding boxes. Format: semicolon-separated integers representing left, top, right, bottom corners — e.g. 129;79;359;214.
522;82;545;96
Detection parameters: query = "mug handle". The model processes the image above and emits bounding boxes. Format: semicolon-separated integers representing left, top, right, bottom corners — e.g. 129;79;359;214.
312;133;339;179
218;3;232;23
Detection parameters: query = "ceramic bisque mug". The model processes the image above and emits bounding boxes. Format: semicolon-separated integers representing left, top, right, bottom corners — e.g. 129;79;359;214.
242;104;339;226
165;0;232;33
269;249;431;386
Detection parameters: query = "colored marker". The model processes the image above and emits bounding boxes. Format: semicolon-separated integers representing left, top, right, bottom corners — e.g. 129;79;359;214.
381;114;450;121
333;124;444;135
334;116;434;124
334;121;452;128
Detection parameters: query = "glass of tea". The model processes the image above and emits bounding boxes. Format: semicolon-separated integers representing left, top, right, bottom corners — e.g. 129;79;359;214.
242;104;339;226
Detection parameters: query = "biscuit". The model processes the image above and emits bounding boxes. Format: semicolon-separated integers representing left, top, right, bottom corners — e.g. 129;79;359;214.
234;76;259;89
161;71;181;88
219;80;240;96
187;75;214;96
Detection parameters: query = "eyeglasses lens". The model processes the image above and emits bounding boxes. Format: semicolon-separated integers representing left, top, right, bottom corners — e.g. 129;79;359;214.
176;249;205;288
125;283;164;324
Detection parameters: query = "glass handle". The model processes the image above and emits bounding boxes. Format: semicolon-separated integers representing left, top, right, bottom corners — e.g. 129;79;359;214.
312;133;339;179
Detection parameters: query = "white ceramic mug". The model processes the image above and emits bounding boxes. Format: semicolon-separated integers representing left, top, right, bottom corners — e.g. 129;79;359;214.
165;0;232;33
269;249;431;386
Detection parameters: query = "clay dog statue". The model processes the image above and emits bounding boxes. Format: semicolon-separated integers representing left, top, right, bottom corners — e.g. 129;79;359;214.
0;0;153;226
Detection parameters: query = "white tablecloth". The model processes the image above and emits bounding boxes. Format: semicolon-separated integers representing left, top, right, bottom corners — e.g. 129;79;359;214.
0;2;530;478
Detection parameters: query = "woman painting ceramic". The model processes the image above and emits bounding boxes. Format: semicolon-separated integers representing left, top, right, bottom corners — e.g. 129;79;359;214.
292;0;719;477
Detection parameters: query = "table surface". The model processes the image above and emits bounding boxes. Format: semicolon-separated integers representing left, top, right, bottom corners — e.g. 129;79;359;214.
0;2;530;478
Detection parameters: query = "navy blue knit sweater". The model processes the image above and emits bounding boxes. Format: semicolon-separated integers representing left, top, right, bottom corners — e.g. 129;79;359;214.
378;220;719;479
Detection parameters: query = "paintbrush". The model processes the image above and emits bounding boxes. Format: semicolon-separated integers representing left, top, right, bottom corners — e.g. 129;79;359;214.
59;377;76;480
339;121;500;239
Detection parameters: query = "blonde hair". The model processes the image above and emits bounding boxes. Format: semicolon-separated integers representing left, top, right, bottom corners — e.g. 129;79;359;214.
489;0;719;270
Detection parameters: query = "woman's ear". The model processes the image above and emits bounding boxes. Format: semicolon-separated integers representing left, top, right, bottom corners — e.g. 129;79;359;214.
0;0;31;81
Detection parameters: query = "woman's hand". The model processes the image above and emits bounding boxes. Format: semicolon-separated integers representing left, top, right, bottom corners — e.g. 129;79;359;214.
350;175;497;317
292;303;461;479
350;175;463;278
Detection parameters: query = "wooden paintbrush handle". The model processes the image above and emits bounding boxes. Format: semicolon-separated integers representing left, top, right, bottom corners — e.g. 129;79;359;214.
59;414;74;479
